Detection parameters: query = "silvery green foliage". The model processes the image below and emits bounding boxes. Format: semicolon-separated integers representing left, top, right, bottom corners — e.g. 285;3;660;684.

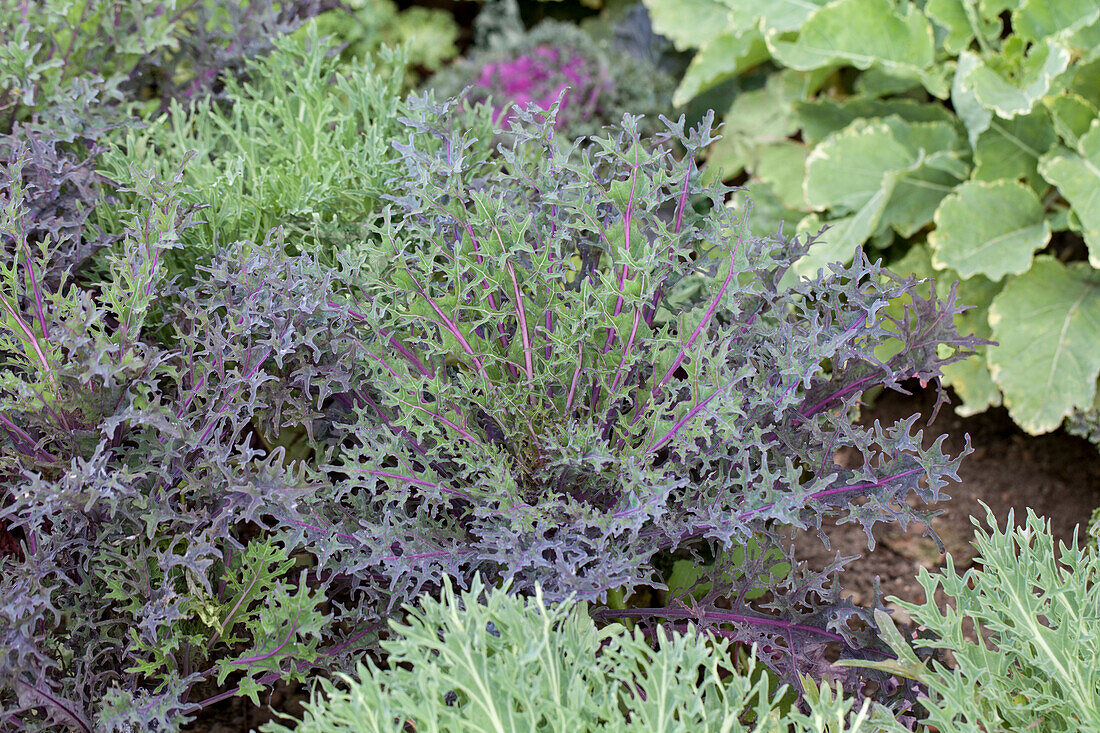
261;575;891;733
94;28;421;279
293;96;980;698
841;506;1100;733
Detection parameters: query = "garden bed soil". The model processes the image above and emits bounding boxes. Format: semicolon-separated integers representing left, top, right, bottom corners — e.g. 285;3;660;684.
794;385;1100;623
187;384;1100;731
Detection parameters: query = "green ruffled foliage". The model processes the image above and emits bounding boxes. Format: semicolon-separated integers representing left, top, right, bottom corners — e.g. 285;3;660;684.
644;0;1100;438
261;575;890;733
94;29;490;282
843;506;1100;732
265;507;1100;733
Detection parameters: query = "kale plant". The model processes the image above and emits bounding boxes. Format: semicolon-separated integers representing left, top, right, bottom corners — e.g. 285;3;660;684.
427;0;674;140
842;506;1100;732
0;153;355;729
262;575;895;733
292;97;981;698
1;87;981;726
0;0;332;135
94;31;409;279
95;30;495;286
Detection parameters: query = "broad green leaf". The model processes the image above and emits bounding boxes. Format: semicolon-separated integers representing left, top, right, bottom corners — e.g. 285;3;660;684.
804;119;912;213
926;0;972;53
796;96;955;145
884;158;965;237
988;257;1100;434
966;37;1071;118
784;207;889;284
707;72;802;177
881;118;964;159
854;67;925;98
973;111;1057;189
806;117;963;239
1012;0;1100;42
1038;120;1100;266
753;141;810;209
927;0;1000;53
1043;93;1098;147
929;180;1050;280
641;0;733;50
941;276;1003;416
766;0;946;97
953;50;993;147
673;30;769;105
979;0;1022;19
730;0;831;34
1065;57;1100;107
1066;17;1100;61
1046;203;1073;231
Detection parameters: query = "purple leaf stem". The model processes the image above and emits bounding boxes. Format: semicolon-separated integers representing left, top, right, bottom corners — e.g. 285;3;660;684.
232;626;297;667
594;607;849;644
14;681;92;733
406;270;490;382
325;300;433;378
602;162;640;353
629;203;751;430
0;293;54;385
0;411;56;463
800;374;879;419
344;467;473;501
389;394;482;445
644;379;736;455
20;244;49;341
643;158;693;328
656;205;751;391
565;342;584;412
505;260;534;381
736;467;924;524
464;223;514;360
196;624;384;710
352;390;429;458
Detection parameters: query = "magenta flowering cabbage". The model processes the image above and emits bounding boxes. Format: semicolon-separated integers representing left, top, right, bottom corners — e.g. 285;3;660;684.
428;16;673;140
474;44;606;128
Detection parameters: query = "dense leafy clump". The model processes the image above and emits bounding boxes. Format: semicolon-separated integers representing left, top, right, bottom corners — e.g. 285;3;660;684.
0;152;349;729
843;507;1100;732
0;0;330;135
94;30;488;282
261;575;893;733
644;0;1100;438
288;97;980;698
428;0;674;139
1;47;981;727
266;509;1100;733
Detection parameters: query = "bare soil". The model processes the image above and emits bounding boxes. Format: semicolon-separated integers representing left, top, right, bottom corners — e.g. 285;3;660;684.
794;386;1100;625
